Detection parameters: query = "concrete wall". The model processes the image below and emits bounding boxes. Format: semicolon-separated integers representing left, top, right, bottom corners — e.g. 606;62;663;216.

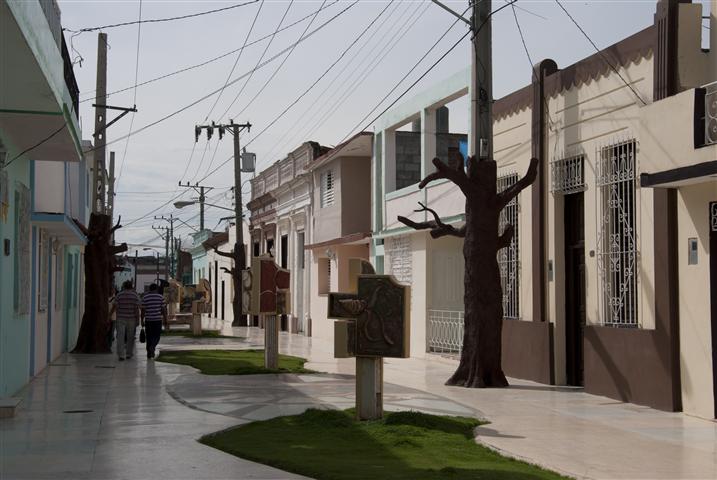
312;160;342;245
340;156;371;237
678;182;715;419
34;160;65;213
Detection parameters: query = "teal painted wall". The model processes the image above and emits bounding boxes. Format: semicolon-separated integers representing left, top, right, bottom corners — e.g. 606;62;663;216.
0;150;32;398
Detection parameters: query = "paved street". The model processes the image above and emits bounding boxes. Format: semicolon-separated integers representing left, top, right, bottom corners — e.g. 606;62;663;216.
2;328;716;480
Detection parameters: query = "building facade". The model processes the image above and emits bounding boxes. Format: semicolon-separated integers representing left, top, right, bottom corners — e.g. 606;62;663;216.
0;0;85;399
370;0;717;419
305;132;373;339
248;141;329;332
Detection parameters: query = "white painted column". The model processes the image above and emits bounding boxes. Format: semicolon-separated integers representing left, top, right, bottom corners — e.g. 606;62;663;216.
421;108;437;178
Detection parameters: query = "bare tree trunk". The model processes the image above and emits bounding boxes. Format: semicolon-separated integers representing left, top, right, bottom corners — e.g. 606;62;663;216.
398;156;536;388
73;213;127;354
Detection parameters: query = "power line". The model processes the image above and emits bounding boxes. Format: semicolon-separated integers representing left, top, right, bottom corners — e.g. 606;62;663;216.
2;123;67;170
84;1;358;155
78;1;340;103
269;0;429;161
213;0;393;174
65;0;259;33
338;5;471;146
115;0;143;190
204;0;265;122
262;0;408;161
221;0;303;121
554;0;647;105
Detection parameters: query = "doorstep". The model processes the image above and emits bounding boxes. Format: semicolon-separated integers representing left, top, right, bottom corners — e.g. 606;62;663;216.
0;397;22;419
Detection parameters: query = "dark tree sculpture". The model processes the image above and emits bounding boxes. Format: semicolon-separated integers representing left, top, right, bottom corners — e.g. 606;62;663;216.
73;213;127;353
214;244;244;325
398;155;537;388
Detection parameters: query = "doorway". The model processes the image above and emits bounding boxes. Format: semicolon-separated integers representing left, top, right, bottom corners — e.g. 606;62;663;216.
565;192;586;386
710;201;717;418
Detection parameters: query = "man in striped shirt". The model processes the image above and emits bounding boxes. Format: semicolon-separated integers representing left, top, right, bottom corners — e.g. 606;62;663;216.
110;280;140;361
141;283;167;359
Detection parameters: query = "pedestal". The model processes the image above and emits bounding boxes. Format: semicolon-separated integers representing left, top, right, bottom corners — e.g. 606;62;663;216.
355;356;383;420
264;315;279;369
191;314;202;336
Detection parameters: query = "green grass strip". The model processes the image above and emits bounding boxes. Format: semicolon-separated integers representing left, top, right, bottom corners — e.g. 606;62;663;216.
156;349;314;375
201;409;569;480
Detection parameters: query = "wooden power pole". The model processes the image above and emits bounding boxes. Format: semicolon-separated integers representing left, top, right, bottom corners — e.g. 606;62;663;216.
92;33;107;214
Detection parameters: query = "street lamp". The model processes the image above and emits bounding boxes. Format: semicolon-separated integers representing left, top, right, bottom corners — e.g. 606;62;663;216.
174;199;235;212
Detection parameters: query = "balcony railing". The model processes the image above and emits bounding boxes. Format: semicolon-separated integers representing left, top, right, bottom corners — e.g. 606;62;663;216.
427;309;463;355
61;35;80;118
705;82;717;146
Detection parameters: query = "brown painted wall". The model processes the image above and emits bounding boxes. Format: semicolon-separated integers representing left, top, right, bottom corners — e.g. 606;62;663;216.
502;319;554;384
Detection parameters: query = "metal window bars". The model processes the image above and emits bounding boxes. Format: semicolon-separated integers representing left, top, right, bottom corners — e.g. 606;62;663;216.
706;81;717;146
596;138;639;327
427;309;464;355
497;172;520;320
551;154;587;195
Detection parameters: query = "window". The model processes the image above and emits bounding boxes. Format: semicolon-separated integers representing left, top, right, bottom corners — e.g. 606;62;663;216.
596;139;638;327
320;170;335;207
55;247;63;310
386;235;412;284
297;232;305;269
253;241;260;257
280;235;288;268
551;154;586;195
497;173;520;320
318;257;331;294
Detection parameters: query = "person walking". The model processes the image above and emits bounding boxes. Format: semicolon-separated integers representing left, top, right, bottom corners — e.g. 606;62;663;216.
141;283;167;359
110;281;140;361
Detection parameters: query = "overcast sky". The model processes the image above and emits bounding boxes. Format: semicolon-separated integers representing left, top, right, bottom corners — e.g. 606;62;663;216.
57;0;712;253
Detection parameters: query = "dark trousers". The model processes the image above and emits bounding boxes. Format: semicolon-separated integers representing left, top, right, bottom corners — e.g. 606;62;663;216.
145;321;162;355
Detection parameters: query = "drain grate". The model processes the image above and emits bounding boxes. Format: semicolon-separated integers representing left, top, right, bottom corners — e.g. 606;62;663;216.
63;409;93;414
94;365;115;369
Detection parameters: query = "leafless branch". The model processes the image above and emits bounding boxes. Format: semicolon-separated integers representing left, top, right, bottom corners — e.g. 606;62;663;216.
397;202;466;239
497;157;538;209
498;224;514;250
214;247;234;259
110;243;128;255
419;157;471;195
110;215;123;234
220;267;233;275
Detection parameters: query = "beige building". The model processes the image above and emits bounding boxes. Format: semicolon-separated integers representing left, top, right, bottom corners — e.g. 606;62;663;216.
305;132;373;339
365;0;717;419
248;141;329;332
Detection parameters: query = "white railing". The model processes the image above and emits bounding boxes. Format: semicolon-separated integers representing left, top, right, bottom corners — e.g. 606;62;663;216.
427;309;464;355
551;154;587;195
706;82;717;146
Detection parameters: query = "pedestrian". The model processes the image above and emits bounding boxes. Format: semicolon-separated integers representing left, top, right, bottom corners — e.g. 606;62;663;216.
141;283;167;359
109;281;140;361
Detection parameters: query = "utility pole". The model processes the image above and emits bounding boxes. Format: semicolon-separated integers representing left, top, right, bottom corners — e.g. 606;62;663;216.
195;120;252;325
152;225;170;281
178;182;213;231
154;215;176;278
108;151;115;221
92;33;107;214
471;0;493;159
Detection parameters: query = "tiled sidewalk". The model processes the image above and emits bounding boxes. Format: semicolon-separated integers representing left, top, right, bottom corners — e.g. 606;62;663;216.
2;327;717;480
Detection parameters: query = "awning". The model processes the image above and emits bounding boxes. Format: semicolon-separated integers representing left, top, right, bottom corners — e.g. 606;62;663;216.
305;232;371;250
640;160;717;188
31;213;87;245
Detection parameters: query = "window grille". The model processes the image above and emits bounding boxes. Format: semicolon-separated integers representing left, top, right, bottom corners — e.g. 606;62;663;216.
320;170;335;208
38;230;49;312
706;82;717;145
386;234;412;284
596;138;639;327
497;173;520;320
551;154;586;194
14;184;31;314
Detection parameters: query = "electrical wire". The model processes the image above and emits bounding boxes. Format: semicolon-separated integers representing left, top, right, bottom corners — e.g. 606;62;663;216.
337;4;471;146
65;0;259;33
115;0;143;191
78;1;340;103
2;123;67;170
222;0;307;121
204;0;393;177
554;0;647;105
84;1;359;155
261;0;407;161
204;0;265;122
268;0;429;161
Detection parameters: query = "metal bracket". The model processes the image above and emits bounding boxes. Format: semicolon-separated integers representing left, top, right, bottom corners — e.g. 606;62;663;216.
92;104;138;138
429;0;471;27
